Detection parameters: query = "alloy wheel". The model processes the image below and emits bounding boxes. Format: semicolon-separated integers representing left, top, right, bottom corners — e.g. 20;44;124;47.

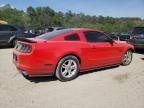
122;50;132;65
61;60;77;78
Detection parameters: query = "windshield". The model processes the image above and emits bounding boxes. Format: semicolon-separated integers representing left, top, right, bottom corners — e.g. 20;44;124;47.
37;29;73;40
132;27;144;34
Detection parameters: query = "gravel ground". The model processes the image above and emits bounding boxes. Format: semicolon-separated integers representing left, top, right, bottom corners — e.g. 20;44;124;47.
0;48;144;108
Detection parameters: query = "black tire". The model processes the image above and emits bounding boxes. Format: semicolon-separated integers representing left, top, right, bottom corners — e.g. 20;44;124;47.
12;39;17;47
55;55;80;81
22;73;30;79
121;50;133;66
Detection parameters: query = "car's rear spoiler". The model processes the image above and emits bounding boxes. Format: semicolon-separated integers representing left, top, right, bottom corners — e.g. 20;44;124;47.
16;37;37;43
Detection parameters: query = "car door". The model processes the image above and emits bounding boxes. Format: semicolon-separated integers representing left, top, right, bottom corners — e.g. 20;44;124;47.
82;31;121;68
0;25;19;45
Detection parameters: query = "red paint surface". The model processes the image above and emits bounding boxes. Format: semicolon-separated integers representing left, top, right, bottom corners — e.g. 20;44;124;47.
13;29;134;76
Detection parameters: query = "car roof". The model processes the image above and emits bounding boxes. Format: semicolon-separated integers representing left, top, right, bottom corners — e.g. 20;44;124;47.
0;24;26;31
37;28;104;40
0;24;20;29
62;28;102;32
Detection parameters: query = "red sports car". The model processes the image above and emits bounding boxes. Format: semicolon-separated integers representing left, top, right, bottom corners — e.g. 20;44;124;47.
13;28;134;81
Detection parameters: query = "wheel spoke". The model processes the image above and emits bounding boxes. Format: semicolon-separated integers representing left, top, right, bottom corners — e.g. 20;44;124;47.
62;64;67;69
68;70;72;77
62;70;68;76
68;60;73;66
71;65;76;70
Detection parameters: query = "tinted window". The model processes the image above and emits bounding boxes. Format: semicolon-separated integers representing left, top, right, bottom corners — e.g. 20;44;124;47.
64;34;80;41
0;25;17;31
84;31;109;42
119;35;129;41
109;34;119;40
132;27;144;34
37;29;73;40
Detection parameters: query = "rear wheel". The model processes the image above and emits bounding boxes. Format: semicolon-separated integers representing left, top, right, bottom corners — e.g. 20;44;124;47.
56;55;80;81
122;50;133;66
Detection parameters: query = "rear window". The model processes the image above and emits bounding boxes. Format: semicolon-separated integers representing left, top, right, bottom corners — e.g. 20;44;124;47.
37;29;73;40
132;27;144;34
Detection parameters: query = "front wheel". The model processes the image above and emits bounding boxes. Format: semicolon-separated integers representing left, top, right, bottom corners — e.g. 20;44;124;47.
55;55;80;81
121;50;133;66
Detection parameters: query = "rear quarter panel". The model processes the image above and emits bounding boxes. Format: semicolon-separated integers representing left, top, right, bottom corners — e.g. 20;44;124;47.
34;41;87;74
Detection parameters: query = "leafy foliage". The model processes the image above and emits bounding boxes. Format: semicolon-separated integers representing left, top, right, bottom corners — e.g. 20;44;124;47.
0;4;144;32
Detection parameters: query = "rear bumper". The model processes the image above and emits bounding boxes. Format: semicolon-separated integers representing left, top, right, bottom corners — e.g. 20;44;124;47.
13;51;55;77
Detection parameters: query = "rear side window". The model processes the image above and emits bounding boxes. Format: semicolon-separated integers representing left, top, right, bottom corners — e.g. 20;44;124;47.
64;34;80;41
84;31;109;42
0;25;17;31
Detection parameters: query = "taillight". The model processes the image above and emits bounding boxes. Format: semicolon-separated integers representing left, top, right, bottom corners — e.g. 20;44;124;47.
15;42;32;53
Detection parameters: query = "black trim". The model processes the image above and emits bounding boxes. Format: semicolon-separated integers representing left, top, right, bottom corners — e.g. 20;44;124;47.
16;37;36;43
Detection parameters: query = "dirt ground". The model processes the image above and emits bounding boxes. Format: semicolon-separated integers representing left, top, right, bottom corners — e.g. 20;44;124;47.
0;48;144;108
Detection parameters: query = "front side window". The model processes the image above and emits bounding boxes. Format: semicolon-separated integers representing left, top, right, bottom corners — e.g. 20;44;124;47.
64;34;80;41
84;31;110;43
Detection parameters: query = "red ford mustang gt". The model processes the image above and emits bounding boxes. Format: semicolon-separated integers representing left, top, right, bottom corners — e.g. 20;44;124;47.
13;28;134;81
